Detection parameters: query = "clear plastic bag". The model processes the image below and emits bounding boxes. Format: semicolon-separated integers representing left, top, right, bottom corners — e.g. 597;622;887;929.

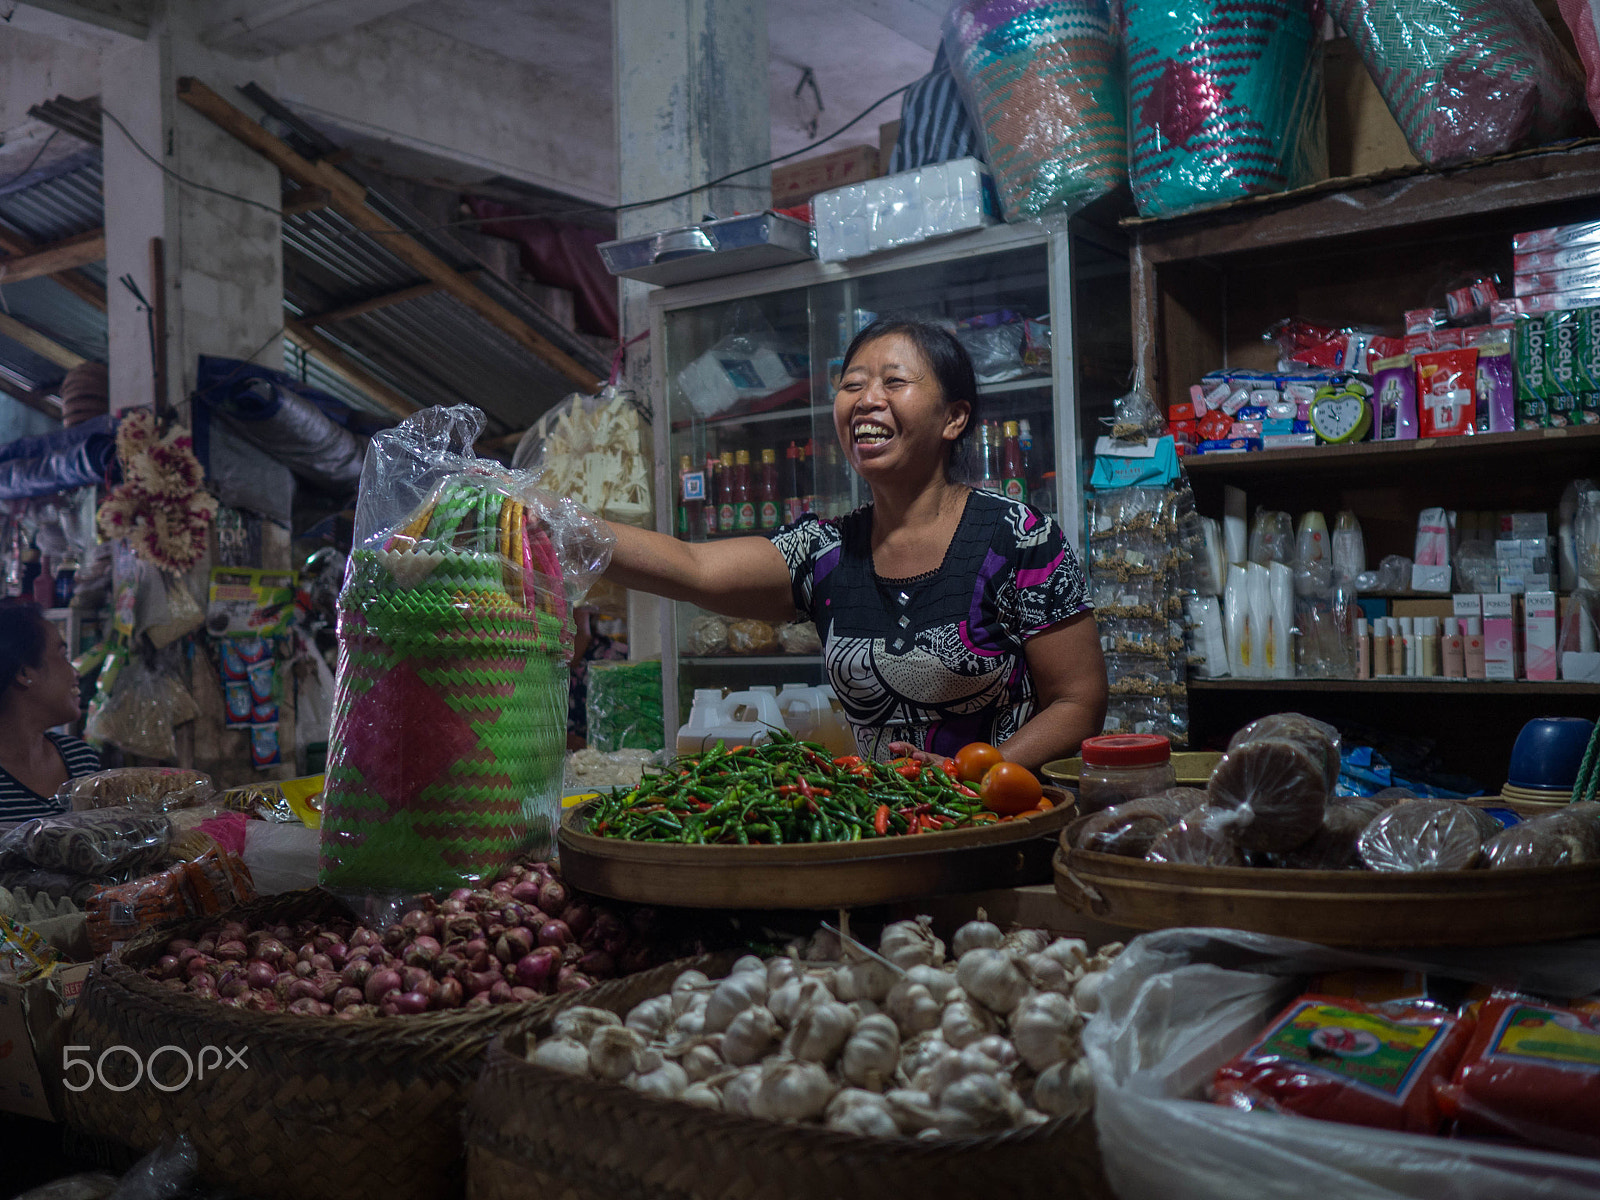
943;0;1126;222
322;404;614;896
584;659;663;752
84;658;194;761
1122;0;1327;218
56;769;216;814
1329;0;1587;167
1356;799;1489;871
1083;928;1600;1200
0;807;173;876
1206;716;1339;854
512;384;653;528
241;820;322;895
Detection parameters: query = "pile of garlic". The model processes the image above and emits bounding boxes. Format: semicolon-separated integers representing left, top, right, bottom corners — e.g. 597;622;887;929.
524;914;1120;1140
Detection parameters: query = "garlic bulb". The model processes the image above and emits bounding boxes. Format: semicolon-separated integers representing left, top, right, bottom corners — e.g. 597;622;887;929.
731;954;766;976
913;1044;1007;1101
1074;970;1106;1015
885;979;942;1036
878;917;945;970
1090;942;1124;972
704;971;768;1033
750;1058;837;1122
681;1081;723;1110
884;1088;940;1135
679;1040;726;1082
1023;953;1075;995
1011;991;1083;1072
722;1065;763;1116
940;997;998;1048
723;1005;782;1066
952;915;1003;958
904;964;961;1004
826;1087;891;1120
625;994;675;1040
934;1073;1026;1136
529;1036;590;1077
551;1006;621;1044
805;928;843;961
1001;928;1049;957
1040;938;1090;971
589;1025;650;1082
1033;1057;1094;1119
973;1035;1021;1073
955;948;1031;1014
769;976;832;1027
786;999;856;1065
672;969;711;998
828;1099;900;1137
897;1032;948;1086
840;1014;900;1092
630;1059;688;1099
670;1006;708;1043
832;958;897;1003
767;956;800;992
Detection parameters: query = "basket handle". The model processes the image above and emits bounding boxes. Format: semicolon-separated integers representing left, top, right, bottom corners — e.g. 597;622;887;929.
1053;847;1107;916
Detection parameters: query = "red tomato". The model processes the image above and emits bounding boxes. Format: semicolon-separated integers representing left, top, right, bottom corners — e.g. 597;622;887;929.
954;741;1004;784
979;761;1044;815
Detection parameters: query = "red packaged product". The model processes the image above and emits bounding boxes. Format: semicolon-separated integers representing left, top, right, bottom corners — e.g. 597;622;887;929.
1212;994;1474;1134
1414;348;1477;437
1197;409;1232;441
1435;996;1600;1156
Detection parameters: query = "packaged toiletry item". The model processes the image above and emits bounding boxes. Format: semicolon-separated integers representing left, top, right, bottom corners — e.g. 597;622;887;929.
1483;594;1518;680
1525;590;1559;681
1414;349;1477;436
1356;617;1370;679
1295;511;1329;567
1372;355;1418;440
1442;617;1465;677
1514;220;1600;253
1515;313;1553;404
1399;617;1417;676
1464;616;1486;678
1226;564;1250;677
1268;562;1294;680
1247;564;1270;682
1332;511;1366;584
1418;616;1441;677
1474;346;1516;433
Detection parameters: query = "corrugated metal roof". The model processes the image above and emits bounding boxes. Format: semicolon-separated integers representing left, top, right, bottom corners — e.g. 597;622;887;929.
0;277;106;361
0;153;103;243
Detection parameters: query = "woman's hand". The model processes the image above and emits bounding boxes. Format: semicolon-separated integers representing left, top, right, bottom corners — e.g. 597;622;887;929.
886;741;950;770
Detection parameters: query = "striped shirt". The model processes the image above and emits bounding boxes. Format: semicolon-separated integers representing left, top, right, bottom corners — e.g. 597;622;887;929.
0;732;102;822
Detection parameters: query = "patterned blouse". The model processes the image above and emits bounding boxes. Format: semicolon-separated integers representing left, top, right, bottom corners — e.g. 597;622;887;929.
768;490;1091;761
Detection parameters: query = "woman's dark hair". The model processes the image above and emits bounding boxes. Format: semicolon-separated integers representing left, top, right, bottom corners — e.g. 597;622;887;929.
0;600;49;695
841;316;981;476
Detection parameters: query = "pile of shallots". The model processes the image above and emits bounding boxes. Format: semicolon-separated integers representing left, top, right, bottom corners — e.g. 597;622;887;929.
524;913;1119;1138
139;860;668;1017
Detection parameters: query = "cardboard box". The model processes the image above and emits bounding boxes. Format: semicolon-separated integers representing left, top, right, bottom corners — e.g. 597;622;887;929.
1411;564;1452;593
0;962;93;1121
772;143;880;206
1483;593;1519;679
1323;38;1418;178
1452;593;1483;619
1525;590;1558;681
877;121;900;173
1391;599;1455;621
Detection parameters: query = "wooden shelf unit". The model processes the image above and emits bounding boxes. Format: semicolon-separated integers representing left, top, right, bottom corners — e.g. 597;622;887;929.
1129;143;1600;788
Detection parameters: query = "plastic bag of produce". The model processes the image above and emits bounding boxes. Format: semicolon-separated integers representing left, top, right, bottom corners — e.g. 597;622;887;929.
1084;928;1600;1200
511;384;653;528
84;658;195;761
320;405;614;896
1329;0;1587;166
942;0;1127;222
56;768;216;814
0;807;173;877
584;659;663;752
1121;0;1327;218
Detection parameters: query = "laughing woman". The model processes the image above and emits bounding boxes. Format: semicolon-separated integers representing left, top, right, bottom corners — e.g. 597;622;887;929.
602;317;1106;769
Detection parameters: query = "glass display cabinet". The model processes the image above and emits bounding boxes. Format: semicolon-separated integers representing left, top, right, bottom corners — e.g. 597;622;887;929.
647;218;1131;729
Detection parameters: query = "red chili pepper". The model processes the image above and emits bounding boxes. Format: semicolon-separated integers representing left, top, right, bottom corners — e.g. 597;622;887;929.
889;758;921;780
874;805;890;836
688;799;711;811
955;784;979;798
940;759;961;779
775;784;796;796
908;813;922;834
594;821;609;835
833;755;864;768
806;797;820;815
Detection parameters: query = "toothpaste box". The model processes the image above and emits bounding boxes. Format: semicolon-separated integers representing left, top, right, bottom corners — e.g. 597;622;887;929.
1514;220;1600;253
1517;266;1600;296
1545;308;1585;399
1515;290;1600;315
1516;242;1600;274
1515;314;1551;401
1525;590;1558;681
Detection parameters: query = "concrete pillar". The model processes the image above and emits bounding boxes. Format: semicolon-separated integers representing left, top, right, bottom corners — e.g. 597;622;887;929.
101;0;283;416
612;0;771;663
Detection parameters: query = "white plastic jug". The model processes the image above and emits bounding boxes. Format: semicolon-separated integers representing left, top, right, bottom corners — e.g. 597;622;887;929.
675;688;787;754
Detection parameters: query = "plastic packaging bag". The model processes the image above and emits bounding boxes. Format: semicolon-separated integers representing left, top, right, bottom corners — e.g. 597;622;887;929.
320;404;614;896
584;659;663;752
56;769;216;814
1122;0;1327;218
1356;799;1490;871
0;808;173;876
241;820;322;895
943;0;1127;223
512;384;653;528
1084;928;1600;1200
1328;0;1587;166
84;658;195;761
1205;715;1339;853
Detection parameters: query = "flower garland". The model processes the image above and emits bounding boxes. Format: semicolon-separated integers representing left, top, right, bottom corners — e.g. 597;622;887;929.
96;408;218;572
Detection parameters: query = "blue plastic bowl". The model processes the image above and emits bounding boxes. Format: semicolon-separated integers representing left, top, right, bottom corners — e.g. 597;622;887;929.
1507;717;1597;791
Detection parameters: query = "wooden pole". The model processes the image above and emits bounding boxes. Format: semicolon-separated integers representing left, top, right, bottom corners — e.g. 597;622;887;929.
177;77;603;393
0;229;107;285
304;280;442;325
0;225;105;312
0;313;86;370
149;237;168;415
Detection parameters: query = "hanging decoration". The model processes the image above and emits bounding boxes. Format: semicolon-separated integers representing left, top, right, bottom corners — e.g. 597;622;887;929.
96;409;217;573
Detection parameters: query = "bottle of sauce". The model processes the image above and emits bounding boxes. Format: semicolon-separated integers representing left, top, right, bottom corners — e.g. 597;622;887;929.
734;449;756;532
801;439;817;515
758;448;780;530
703;455;720;536
717;451;735;535
1001;420;1026;501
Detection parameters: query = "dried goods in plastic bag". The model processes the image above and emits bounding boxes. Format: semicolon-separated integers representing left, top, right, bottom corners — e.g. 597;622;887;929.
1329;0;1588;166
84;658;194;761
1482;805;1600;868
1207;735;1330;854
0;807;173;877
684;613;729;656
1357;799;1486;871
943;0;1127;222
1122;0;1327;217
0;912;61;980
57;768;216;814
1212;993;1474;1133
727;619;778;655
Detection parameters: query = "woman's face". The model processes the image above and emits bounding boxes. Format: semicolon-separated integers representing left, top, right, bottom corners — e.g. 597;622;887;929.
17;625;80;725
834;333;969;483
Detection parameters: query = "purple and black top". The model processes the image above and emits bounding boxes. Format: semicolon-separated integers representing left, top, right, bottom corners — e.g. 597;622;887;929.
768;490;1091;761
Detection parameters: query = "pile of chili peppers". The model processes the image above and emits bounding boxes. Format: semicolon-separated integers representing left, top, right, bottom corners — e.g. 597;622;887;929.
587;735;1024;845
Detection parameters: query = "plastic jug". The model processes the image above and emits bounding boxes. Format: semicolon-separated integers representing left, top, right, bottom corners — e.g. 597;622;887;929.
777;683;828;743
675;688;787;754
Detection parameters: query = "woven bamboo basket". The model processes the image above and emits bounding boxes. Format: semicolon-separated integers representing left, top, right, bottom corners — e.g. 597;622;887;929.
62;888;573;1200
464;958;1112;1200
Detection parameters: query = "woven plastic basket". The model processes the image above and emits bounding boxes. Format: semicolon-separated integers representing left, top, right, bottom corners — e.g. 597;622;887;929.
61;889;572;1200
464;960;1112;1200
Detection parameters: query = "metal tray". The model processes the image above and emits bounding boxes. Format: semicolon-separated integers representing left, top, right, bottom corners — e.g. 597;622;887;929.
597;211;815;287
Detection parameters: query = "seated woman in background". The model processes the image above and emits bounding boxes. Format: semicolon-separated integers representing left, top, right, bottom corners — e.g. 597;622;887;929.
0;601;99;821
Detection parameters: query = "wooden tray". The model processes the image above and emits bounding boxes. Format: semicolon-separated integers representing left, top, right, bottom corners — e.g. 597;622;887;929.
1054;834;1600;948
557;787;1074;909
1041;751;1222;790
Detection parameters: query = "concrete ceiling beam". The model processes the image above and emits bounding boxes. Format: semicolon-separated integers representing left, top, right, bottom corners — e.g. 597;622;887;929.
200;0;420;59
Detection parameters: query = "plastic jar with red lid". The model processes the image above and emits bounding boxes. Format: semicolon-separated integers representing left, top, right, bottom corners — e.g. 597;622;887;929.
1077;734;1176;813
